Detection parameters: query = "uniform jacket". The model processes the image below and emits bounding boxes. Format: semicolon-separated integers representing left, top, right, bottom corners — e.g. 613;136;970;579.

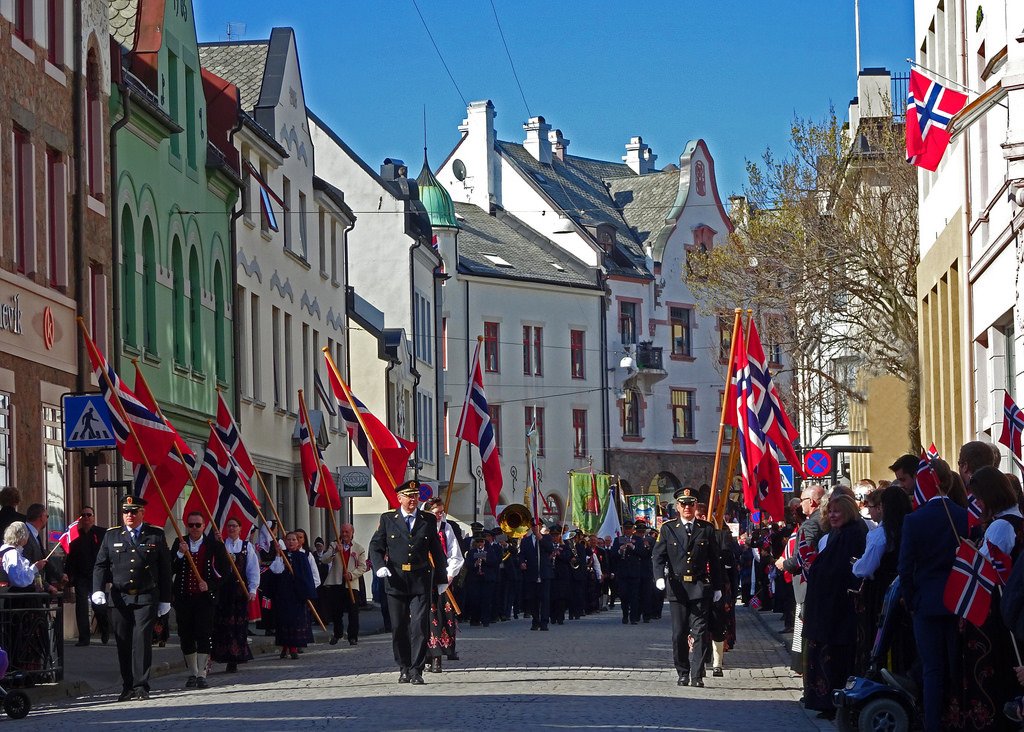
93;524;172;605
66;525;108;585
322;540;368;587
520;532;555;582
465;543;500;583
610;535;645;579
898;496;968;616
368;509;446;596
171;535;229;603
652;518;723;602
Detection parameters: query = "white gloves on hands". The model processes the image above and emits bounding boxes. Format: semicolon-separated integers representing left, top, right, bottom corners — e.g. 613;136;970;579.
376;567;391;578
437;583;449;595
655;578;666;591
713;590;723;603
91;591;106;605
158;602;171;616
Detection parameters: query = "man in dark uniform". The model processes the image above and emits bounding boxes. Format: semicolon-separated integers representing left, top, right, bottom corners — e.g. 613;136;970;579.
520;520;554;630
464;531;497;625
652;487;723;688
65;506;109;646
368;481;447;685
633;519;655;622
611;520;643;624
91;496;172;701
172;511;228;689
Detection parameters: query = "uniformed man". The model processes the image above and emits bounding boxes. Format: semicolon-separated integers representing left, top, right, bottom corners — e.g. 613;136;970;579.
610;521;643;624
520;520;554;630
368;481;447;685
172;511;228;689
91;496;172;701
652;487;723;688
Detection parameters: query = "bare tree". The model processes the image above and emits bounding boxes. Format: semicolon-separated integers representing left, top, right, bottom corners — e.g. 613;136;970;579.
688;108;920;450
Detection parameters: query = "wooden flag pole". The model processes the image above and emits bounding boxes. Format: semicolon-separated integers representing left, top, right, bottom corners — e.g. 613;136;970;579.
322;347;461;614
707;309;743;529
712;428;741;528
77;318;202;583
444;336;484;513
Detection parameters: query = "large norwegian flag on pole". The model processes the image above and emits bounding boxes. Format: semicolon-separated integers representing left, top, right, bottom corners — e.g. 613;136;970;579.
215;391;256;481
323;353;415;508
944;540;999;627
999;393;1024;459
746;321;804;477
730;321;763;515
906;68;968;171
297;391;341;511
185;426;259;535
81;322;175;467
456;340;502;515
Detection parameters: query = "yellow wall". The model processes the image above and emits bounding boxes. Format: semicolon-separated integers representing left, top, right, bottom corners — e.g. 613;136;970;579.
850;372;911;482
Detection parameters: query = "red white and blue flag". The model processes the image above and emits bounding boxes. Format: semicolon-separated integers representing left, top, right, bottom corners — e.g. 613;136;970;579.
297;393;340;511
906;69;968;171
82;329;175;466
797;527;817;582
325;357;415;508
944;540;998;627
999;393;1024;459
186;426;259;535
456;341;502;515
57;519;81;554
216;392;256;481
913;450;940;510
987;539;1014;586
245;160;282;233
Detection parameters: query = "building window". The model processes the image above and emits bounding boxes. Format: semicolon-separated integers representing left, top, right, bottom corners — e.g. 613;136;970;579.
90;264;108;355
572;409;587;458
259;161;271;235
441;317;448;370
86;48;103;197
0;393;11;489
13;125;33;275
619;301;638;346
414;292;433;366
142;220;157;353
13;0;31;42
301;323;310;398
764;316;783;365
570;329;585;379
718;314;733;362
525;406;545;456
250;294;261;402
42;404;67;534
523;325;543;376
318;208;327;276
188;248;202;370
240;147;252;219
120;209;136;346
670;307;692;357
672;389;695;440
46;0;64;67
214;263;226;382
330;219;339;284
483;322;500;372
172;239;185;362
272;306;282;408
46;148;66;289
167;50;179;157
284;313;293;411
416;392;435;465
282;176;292;250
184;66;197;169
490;404;502;455
298;191;308;258
622;389;641;437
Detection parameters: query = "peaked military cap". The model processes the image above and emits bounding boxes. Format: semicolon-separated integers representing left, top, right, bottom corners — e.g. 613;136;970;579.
121;495;147;510
397;480;420;497
674;487;698;504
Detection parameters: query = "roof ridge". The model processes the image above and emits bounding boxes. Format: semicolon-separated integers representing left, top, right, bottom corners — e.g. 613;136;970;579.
198;39;270;48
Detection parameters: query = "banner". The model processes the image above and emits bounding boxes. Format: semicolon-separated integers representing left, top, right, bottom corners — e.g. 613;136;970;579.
626;494;658;525
569;472;613;534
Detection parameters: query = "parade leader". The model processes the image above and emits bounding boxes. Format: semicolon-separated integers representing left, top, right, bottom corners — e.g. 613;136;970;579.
369;481;447;685
91;496;172;701
652;486;723;688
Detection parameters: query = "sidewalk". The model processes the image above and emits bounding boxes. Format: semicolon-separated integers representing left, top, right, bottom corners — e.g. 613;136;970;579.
26;603;388;703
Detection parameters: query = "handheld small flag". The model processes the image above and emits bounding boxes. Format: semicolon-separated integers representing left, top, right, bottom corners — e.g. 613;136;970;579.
999;393;1024;458
944;541;998;627
987;539;1014;586
913;451;940;510
57;519;81;554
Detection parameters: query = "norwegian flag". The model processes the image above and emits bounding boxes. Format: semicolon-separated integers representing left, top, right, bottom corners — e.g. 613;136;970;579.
746;320;804;477
944;541;998;627
215;392;256;481
999;393;1024;459
797;528;817;582
456;341;502;515
987;539;1014;586
186;427;259;535
965;491;983;529
297;393;340;511
57;519;81;554
906;69;968;171
729;319;761;514
82;328;175;466
325;357;415;508
913;451;940;510
782;528;798;583
748;595;762;611
927;443;940;460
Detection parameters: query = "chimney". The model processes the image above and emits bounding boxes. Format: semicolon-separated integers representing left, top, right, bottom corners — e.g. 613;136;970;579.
455;100;498;210
549;129;570;162
523;116;552;164
622;136;657;175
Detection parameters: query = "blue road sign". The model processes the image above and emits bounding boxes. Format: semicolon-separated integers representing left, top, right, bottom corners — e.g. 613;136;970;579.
62;394;115;449
751;511;762;524
804;448;833;478
780;464;795;493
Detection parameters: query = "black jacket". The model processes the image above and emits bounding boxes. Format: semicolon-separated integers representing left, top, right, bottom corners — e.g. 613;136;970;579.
652;518;723;602
66;525;107;584
520;532;554;582
368;509;446;596
171;535;229;603
93;524;172;606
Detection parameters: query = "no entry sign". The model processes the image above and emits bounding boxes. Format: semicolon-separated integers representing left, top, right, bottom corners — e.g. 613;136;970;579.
804;449;832;478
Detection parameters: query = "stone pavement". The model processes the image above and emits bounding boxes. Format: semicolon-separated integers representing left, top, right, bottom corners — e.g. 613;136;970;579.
13;604;834;731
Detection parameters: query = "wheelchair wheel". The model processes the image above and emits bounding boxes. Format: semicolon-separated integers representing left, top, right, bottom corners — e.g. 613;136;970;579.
857;697;908;732
3;690;31;719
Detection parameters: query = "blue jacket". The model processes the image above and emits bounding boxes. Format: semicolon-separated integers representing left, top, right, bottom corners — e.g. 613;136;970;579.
897;496;967;616
520;533;554;582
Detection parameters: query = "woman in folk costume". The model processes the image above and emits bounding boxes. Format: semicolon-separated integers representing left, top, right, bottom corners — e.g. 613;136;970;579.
269;532;317;659
212;518;260;672
424;498;464;673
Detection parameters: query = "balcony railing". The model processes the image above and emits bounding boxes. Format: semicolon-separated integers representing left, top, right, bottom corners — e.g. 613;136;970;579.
636;343;663;371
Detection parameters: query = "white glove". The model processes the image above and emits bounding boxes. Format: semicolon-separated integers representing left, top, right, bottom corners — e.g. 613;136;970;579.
157;602;171;616
713;590;723;603
437;583;449;595
91;591;107;606
376;567;391;578
655;578;666;591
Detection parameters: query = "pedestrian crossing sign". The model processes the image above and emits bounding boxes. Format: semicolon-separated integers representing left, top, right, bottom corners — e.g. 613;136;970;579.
62;393;115;449
779;465;795;493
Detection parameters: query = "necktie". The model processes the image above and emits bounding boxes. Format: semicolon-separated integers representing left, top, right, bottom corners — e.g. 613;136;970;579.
406;515;414;532
685;523;693;538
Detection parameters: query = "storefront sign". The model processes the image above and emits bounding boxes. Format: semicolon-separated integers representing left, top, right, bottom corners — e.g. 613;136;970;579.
0;294;22;335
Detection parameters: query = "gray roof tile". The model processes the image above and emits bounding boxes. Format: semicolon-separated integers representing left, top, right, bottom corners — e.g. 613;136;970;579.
109;0;139;48
198;41;270;113
605;171;678;246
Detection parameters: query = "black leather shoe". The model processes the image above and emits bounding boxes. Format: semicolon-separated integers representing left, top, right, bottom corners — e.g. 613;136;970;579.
539;625;549;631
677;677;689;686
712;667;723;677
226;663;237;673
410;673;425;685
75;640;89;647
196;677;209;689
530;625;539;631
131;688;149;700
101;631;110;644
621;617;628;624
398;669;411;683
185;676;198;689
692;680;704;688
329;636;339;646
118;689;133;702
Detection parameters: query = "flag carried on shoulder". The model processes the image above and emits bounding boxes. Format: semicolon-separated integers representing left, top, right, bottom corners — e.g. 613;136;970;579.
906;68;968;171
913;450;940;510
215;391;256;481
456;340;502;515
186;426;259;535
297;392;341;511
999;393;1024;459
944;540;998;627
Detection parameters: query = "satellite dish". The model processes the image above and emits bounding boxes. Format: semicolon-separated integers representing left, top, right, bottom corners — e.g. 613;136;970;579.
452;159;467;181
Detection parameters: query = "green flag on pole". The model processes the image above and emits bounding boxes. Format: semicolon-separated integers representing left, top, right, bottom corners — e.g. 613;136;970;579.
570;472;613;534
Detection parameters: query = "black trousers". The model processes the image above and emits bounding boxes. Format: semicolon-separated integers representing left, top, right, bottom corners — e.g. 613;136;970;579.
324;584;360;640
174;593;216;655
670;593;709;681
386;592;430;672
523;579;550;628
111;597;157;691
74;579;108;641
618;577;641;622
465;579;493;625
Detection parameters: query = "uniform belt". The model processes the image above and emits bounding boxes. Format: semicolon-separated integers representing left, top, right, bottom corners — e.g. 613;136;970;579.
123;587;154;596
399;563;426;572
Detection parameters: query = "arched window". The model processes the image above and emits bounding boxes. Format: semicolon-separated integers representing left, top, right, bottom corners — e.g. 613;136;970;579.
213;262;226;382
86;47;103;197
172;237;185;364
189;248;202;369
142;220;157;353
120;208;136;346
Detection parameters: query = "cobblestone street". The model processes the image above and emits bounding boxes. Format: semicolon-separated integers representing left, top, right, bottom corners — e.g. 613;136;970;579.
16;606;830;731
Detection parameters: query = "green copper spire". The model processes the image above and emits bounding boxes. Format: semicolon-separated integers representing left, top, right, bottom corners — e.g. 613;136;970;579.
416;151;459;230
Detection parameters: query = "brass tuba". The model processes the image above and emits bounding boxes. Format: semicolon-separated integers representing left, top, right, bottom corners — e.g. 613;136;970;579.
498;503;533;539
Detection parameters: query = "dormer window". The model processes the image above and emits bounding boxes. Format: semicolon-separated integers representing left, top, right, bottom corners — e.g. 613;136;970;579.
692;224;715;252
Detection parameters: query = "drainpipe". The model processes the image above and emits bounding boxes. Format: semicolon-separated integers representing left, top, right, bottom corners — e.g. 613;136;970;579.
409;236;422;480
433;264;449;490
464;269;472;517
599;271;611;477
72;3;85;506
341;219;355;523
228;104;243;418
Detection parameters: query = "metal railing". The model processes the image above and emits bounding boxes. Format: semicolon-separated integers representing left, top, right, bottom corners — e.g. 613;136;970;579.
0;591;63;684
891;72;909;122
636;343;664;371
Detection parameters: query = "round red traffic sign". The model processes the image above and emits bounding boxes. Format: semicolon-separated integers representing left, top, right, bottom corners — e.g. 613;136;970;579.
804;449;832;477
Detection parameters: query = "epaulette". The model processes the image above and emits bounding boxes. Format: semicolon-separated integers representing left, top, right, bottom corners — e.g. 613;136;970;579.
107;526;122;532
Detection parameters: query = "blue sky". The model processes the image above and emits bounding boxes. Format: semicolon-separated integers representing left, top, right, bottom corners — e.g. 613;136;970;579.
195;1;914;197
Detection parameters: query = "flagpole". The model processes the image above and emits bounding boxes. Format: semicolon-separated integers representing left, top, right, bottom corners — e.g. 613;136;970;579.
322;347;461;612
712;428;740;528
77;318;203;584
444;336;483;513
707;308;743;529
133;363;249;595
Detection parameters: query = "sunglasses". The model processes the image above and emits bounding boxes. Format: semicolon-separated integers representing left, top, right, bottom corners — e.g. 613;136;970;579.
187;523;203;528
80;513;94;518
122;508;141;514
